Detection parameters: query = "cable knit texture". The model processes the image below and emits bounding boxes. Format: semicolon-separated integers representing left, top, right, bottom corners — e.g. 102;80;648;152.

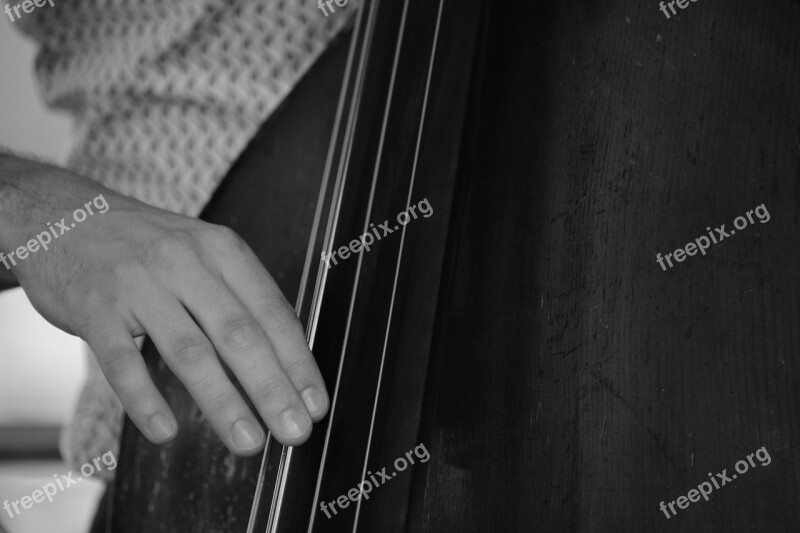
14;0;357;479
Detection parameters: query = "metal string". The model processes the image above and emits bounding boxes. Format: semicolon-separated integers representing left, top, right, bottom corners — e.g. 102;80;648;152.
351;0;446;530
307;0;413;528
252;0;446;528
246;2;370;531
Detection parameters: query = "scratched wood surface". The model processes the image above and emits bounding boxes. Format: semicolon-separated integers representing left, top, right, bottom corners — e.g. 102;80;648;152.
410;0;800;531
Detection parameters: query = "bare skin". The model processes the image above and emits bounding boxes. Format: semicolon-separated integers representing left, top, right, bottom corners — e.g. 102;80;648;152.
0;153;328;455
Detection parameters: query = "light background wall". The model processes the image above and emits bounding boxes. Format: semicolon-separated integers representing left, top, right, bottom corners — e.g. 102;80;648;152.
0;17;86;426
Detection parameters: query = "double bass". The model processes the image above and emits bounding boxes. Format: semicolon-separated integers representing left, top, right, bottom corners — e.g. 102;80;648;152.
109;0;800;531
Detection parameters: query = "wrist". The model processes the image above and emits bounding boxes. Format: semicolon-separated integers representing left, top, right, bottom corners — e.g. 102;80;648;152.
0;153;72;277
0;154;40;252
0;154;28;251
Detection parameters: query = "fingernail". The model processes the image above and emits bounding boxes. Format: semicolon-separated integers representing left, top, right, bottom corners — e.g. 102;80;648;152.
232;419;265;451
281;408;311;440
149;413;176;442
301;388;328;418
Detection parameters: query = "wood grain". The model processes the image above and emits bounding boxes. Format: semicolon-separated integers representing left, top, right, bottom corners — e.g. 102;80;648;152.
411;0;800;531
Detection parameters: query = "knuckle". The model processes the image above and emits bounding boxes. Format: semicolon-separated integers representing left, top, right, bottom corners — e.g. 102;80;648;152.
110;260;145;282
120;385;150;410
264;306;304;342
258;295;296;331
206;391;239;416
77;285;117;312
97;347;134;384
252;377;290;406
155;234;201;264
116;384;155;421
172;335;213;366
222;319;261;351
206;224;246;251
281;356;312;378
187;373;218;396
109;262;151;295
259;294;287;317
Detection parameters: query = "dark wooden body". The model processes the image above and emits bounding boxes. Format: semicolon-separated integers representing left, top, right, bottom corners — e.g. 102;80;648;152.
110;0;800;531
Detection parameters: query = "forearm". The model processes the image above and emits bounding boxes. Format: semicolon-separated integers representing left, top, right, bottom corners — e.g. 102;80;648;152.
0;151;81;290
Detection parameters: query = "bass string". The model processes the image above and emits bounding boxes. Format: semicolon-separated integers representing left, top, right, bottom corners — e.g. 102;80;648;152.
351;0;446;530
266;0;445;527
247;1;373;531
305;0;384;529
307;0;410;526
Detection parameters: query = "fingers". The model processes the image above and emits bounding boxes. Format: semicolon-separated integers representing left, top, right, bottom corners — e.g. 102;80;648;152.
131;288;268;455
208;230;329;422
81;319;178;445
175;268;315;446
74;223;328;455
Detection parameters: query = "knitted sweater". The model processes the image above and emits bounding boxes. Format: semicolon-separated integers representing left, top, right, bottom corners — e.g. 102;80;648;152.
12;0;357;477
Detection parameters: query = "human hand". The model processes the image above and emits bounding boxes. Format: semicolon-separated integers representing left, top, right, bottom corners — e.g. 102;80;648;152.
0;156;328;455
